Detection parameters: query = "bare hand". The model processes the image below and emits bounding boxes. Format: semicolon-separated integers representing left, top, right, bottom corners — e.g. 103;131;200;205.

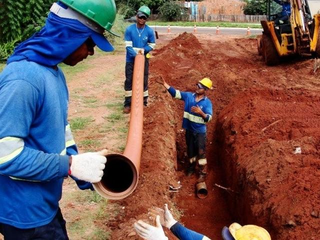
191;105;203;115
155;76;166;85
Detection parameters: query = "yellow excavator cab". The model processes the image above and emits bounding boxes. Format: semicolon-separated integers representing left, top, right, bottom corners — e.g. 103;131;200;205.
258;0;320;65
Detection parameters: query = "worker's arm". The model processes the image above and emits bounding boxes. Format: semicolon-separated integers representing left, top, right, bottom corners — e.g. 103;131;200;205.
191;106;208;120
155;77;185;100
161;204;210;240
143;27;156;53
191;100;213;122
170;222;211;240
0;81;70;181
0;80;106;184
124;27;138;58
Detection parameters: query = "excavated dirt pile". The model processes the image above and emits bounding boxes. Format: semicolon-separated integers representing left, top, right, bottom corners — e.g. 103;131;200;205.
109;33;320;240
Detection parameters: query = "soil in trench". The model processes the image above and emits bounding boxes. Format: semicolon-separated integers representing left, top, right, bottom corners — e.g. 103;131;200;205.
78;32;320;239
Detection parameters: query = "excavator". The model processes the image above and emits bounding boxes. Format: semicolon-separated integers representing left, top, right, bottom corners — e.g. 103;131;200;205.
258;0;320;65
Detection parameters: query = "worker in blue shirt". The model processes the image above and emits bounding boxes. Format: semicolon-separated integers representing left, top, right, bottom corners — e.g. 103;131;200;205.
123;5;156;114
157;77;213;186
274;0;291;24
134;204;272;240
0;0;116;239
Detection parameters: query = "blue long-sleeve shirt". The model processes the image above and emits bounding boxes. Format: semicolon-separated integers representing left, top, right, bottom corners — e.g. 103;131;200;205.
124;23;156;62
171;222;211;240
167;86;213;133
0;60;88;229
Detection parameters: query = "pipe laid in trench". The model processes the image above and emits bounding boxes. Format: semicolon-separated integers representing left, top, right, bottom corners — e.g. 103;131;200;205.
93;53;145;200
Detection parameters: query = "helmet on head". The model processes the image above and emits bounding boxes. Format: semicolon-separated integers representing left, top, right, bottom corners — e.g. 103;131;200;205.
199;77;213;90
229;223;271;240
138;5;151;17
60;0;117;34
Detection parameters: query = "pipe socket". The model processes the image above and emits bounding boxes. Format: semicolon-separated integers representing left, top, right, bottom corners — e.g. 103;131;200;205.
196;182;208;199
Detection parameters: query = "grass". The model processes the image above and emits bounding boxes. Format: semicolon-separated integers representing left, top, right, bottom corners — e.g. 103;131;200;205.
69;117;93;131
78;139;102;149
148;20;262;28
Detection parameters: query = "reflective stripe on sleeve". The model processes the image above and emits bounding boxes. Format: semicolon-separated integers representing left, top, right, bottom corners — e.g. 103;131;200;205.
60;149;67;155
175;90;182;99
65;124;75;148
183;112;205;124
125;90;133;97
0;137;24;164
202;236;211;240
143;90;149;97
125;41;133;47
148;42;156;49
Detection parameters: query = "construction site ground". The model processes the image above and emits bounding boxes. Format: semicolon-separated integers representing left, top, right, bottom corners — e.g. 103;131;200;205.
61;32;320;240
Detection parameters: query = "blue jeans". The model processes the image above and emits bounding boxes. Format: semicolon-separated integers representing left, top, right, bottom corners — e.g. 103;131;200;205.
0;208;68;240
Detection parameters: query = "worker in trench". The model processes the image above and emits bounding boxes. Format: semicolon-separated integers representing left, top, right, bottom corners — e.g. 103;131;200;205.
0;0;116;239
134;204;272;240
123;5;156;114
156;77;213;188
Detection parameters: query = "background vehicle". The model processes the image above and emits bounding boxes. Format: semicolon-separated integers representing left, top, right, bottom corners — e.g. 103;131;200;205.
258;0;320;65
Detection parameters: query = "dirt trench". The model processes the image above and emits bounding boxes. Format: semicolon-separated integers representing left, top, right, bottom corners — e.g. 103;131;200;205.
108;33;320;240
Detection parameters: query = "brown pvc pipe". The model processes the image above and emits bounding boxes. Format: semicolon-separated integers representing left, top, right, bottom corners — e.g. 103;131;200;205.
93;53;145;200
196;182;208;199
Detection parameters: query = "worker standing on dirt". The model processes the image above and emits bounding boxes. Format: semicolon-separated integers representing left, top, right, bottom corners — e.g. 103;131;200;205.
274;0;291;24
123;6;156;114
0;0;117;239
134;204;271;240
157;77;213;185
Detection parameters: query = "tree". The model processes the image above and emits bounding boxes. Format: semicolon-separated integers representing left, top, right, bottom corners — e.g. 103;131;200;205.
115;0;169;17
158;1;187;21
0;0;54;43
243;0;282;15
243;0;267;15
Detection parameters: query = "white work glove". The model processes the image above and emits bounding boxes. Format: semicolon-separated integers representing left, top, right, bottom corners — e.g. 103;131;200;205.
134;216;168;240
164;204;177;229
70;149;107;183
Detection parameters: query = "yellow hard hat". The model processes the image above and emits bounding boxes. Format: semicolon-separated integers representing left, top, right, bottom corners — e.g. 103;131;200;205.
198;77;213;90
229;223;271;240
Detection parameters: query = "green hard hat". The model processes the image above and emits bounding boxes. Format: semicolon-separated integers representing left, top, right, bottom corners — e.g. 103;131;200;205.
60;0;117;34
138;5;151;17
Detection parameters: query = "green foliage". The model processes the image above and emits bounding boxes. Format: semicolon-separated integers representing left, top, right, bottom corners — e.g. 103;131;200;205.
243;0;267;15
0;0;53;43
0;39;19;61
243;0;283;15
115;0;168;15
158;2;186;21
0;0;54;60
117;3;136;19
